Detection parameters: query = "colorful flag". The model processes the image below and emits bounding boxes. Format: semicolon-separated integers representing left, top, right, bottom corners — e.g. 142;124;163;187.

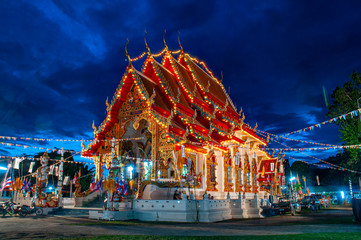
14;158;22;169
296;174;300;185
2;177;12;190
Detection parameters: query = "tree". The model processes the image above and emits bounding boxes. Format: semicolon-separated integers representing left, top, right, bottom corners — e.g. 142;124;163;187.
290;161;314;185
327;70;361;180
33;150;94;196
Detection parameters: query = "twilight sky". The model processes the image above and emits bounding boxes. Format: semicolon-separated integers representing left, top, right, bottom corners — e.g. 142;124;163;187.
1;1;361;165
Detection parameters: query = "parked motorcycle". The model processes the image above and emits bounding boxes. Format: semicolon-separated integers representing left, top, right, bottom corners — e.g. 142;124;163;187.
20;203;43;216
2;201;21;217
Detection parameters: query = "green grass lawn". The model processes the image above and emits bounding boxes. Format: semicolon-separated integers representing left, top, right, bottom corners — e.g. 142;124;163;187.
57;232;361;240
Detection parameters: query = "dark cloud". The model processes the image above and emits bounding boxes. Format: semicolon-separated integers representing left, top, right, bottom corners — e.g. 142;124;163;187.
1;0;361;164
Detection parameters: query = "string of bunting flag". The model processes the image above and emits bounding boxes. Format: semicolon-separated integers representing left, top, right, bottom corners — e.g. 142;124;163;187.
0;136;144;143
262;144;361;151
0;152;94;165
257;130;361;174
256;129;341;147
282;108;361;136
0;141;56;151
288;156;338;170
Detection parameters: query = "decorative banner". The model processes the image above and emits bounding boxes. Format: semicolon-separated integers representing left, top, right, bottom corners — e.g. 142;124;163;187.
13;157;22;169
63;176;70;186
282;108;361;136
316;176;320;186
54;166;59;176
49;165;55;175
28;162;35;173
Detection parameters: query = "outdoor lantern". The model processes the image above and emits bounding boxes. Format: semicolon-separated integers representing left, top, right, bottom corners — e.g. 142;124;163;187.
127;166;134;179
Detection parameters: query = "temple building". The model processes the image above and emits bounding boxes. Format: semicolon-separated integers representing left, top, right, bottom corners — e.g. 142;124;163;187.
82;39;284;202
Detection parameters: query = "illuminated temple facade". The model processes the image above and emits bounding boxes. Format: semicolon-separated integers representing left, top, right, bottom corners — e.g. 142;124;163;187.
82;41;284;200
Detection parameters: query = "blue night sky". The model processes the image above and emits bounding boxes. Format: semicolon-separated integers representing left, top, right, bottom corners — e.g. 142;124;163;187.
1;1;361;166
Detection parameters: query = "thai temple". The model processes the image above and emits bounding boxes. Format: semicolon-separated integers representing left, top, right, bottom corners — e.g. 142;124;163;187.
82;38;285;221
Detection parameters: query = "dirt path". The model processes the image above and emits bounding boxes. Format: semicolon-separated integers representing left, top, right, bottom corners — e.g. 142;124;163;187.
0;209;360;239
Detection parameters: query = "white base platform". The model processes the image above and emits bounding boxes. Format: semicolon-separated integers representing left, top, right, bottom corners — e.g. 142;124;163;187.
89;196;263;222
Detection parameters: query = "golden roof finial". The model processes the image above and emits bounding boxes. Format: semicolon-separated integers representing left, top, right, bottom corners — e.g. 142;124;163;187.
184;126;190;138
150;88;156;105
125;38;132;65
178;31;183;52
192;84;197;96
167;109;174;125
205;80;211;92
192;110;197;121
241;113;245;122
208;124;214;139
163;29;168;51
223;100;228;112
144;30;151;55
92;120;97;133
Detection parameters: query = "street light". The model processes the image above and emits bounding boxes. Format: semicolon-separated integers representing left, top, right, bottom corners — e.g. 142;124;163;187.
0;166;7;171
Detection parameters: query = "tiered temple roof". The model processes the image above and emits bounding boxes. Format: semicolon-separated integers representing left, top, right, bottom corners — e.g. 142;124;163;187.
82;43;268;157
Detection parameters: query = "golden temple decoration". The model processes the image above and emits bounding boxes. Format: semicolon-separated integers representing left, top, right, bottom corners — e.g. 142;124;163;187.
233;148;242;193
206;149;218;191
223;150;233;192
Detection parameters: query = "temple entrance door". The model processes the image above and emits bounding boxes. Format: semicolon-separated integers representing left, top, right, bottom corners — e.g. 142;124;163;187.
118;119;152;182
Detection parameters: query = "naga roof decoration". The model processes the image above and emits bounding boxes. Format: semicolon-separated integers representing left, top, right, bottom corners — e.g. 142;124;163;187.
82;43;268;157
